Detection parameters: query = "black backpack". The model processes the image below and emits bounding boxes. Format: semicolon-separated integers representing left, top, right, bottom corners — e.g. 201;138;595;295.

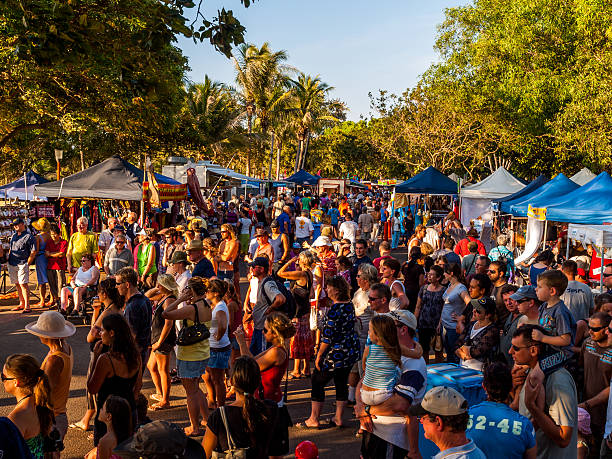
260;276;297;319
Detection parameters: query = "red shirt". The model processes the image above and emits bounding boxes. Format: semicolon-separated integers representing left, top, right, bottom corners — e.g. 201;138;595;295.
46;239;68;271
454;237;486;257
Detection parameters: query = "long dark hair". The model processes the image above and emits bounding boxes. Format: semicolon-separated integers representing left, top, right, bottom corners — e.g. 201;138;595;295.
104;395;133;444
5;354;54;435
101;314;140;373
98;278;124;309
232;356;269;433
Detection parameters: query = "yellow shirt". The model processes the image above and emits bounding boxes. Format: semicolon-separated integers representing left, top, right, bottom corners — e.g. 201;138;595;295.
67;232;98;268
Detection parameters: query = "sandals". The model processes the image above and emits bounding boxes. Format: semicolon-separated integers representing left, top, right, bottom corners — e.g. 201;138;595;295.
150;393;162;402
151;402;170;411
295;421;322;430
288;373;303;380
69;422;91;432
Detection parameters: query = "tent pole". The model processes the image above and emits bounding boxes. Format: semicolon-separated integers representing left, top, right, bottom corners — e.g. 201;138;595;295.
542;220;548;250
565;233;570;260
601;248;605;293
24;172;28;202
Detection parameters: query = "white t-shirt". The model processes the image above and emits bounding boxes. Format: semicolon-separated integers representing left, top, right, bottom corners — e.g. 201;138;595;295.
249;277;259;303
239;217;252;235
209;300;231;349
340;220;359;243
295;216;314;238
272;200;284;219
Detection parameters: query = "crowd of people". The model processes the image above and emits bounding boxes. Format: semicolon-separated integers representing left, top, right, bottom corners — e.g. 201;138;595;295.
0;189;611;458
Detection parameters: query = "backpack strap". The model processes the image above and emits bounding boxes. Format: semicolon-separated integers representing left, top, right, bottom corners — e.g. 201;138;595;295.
261;277;274;307
219;406;236;451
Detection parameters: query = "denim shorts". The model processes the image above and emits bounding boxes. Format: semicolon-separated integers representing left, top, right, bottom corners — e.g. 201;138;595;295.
177;358;209;379
207;348;231;369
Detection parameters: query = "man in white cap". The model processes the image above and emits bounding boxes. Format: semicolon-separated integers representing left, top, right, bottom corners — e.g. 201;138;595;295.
357;308;427;458
410;386;485;458
25;310;75;452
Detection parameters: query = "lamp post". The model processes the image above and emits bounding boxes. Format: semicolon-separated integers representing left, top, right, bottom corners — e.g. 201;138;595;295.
54;149;63;181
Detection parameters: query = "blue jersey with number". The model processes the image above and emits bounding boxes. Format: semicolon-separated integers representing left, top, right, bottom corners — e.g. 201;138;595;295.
467;401;535;459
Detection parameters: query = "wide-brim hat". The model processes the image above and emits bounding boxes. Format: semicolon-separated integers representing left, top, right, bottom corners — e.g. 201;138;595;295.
185;240;203;251
254;228;268;237
32;217;50;232
114;420;203;459
25;311;76;338
312;236;332;247
169;250;188;264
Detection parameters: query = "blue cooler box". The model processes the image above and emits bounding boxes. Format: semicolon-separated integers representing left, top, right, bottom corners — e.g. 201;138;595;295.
419;363;486;458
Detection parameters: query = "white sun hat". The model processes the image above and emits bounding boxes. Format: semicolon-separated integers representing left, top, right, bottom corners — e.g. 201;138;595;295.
25;311;76;338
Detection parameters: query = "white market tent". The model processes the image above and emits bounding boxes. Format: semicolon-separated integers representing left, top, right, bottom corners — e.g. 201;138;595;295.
567;223;612;291
460;167;525;227
570;168;597;186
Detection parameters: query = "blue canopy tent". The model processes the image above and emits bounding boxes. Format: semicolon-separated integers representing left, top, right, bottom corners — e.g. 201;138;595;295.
507;173;581;217
494;175;548;210
285;169;319;186
544;172;612;224
0;170;49;201
394;166;458;195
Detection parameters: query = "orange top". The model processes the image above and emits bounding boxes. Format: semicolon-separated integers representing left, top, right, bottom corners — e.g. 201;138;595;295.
42;346;74;415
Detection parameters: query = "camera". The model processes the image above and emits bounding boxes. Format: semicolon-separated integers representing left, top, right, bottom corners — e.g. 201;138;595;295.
43;428;64;453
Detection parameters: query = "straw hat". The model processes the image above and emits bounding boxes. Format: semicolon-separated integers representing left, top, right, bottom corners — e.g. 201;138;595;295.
32;217;51;232
157;274;179;298
25;311;76;338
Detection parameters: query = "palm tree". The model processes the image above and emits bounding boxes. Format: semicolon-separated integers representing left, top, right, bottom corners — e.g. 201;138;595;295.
181;76;244;161
288;73;345;172
233;42;290;176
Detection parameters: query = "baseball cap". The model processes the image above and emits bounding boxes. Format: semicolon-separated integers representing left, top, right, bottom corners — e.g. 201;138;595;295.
384;309;417;331
470;297;496;315
409;386;468;417
12;217;24;225
113;420;204;459
249;256;269;270
510;285;538;302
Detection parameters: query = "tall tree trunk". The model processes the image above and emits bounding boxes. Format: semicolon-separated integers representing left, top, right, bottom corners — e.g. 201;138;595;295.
276;139;282;180
294;139;302;173
246;115;252;176
266;131;275;180
300;132;310;170
79;132;85;170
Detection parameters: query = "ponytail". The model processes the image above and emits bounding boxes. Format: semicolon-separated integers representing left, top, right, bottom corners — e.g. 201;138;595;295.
5;354;54;435
232;356;270;434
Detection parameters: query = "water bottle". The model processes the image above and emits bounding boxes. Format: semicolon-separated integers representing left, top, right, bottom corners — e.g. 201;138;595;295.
284;280;291;290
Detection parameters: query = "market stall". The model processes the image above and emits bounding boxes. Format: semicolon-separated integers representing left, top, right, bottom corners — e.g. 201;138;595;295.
492;175;548;211
566;223;612;291
284;169;320;186
570;167;597;186
504;173;579;217
460;167;525;227
0;170;49;202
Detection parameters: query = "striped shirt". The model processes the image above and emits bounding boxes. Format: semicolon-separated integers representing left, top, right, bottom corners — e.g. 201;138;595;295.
363;343;400;390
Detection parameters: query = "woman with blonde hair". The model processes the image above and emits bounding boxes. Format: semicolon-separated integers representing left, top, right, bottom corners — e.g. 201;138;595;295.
234;312;296;459
3;353;55;458
145;274;178;410
201;238;219;275
32;217;52;309
277;250;317;378
217;224;239;282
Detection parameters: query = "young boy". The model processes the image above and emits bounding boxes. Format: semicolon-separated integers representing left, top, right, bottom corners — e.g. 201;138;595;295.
532;269;576;374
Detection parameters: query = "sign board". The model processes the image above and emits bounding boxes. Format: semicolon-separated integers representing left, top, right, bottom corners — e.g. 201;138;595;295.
527;205;547;221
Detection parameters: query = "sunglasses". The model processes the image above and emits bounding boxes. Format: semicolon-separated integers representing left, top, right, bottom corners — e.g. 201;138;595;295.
511;343;534;351
488;270;497;274
1;372;15;382
589;325;607;332
368;296;381;302
604;273;612;278
81;258;92;262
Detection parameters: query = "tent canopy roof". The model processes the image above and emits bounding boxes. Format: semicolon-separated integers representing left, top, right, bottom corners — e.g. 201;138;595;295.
0;170;49;201
570;168;597;186
544;172;612;224
35;155;183;200
395;166;458;195
505;174;579;216
494;175;548;205
285;169;319;185
461;167;525;199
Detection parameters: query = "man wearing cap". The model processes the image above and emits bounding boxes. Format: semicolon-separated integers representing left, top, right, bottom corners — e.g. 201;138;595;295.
103;233;133;277
357;308;428;459
410;387;486;458
515;286;542;328
246;256;286;355
186;239;215;278
467;362;536;459
510;324;577;458
168;251;191;303
66;216;98;273
8;217;36;312
350;239;372;293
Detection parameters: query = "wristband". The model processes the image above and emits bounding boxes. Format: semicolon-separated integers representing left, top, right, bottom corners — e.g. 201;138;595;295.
364;405;371;415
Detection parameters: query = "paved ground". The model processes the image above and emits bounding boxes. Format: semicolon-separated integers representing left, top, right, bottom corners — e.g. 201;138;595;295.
0;245;407;458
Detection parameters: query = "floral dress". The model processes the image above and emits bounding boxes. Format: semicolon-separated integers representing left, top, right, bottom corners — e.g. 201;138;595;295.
320;302;360;370
417;285;445;331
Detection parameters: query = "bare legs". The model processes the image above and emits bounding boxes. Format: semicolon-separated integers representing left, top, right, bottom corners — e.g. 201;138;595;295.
203;367;226;409
147;353;171;408
181;377;208;436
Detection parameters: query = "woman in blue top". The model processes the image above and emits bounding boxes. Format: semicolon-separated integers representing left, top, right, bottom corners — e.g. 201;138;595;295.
438;263;470;364
33;218;52;309
298;275;359;429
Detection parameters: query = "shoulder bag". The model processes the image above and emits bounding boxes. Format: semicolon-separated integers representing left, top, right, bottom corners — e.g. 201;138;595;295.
176;300;210;346
211;406;249;459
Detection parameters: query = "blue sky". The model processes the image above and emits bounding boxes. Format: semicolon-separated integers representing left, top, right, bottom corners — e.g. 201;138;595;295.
177;0;467;120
